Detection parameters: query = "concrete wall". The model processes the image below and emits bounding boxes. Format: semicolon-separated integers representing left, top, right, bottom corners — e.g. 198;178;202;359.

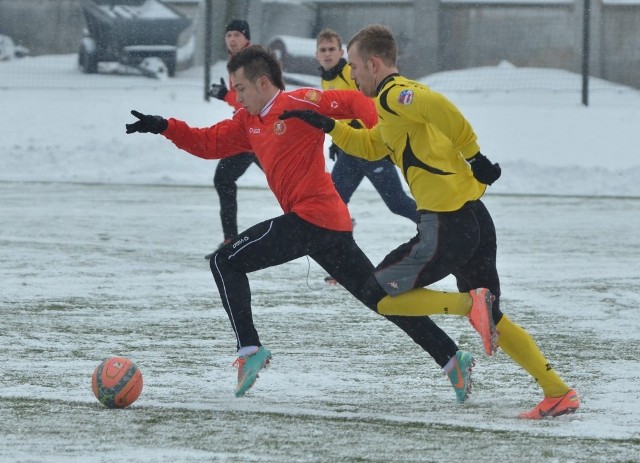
249;0;640;88
1;0;639;89
601;4;640;88
439;4;578;71
0;0;84;55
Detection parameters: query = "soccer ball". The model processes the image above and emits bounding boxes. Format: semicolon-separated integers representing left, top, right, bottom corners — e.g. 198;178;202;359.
92;356;143;409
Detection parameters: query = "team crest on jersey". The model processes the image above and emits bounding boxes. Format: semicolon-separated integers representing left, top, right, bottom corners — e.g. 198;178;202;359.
304;90;322;104
397;89;414;105
330;101;338;109
273;120;287;135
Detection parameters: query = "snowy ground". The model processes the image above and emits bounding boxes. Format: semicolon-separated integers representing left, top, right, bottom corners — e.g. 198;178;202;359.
2;184;639;462
1;55;640;462
1;54;640;197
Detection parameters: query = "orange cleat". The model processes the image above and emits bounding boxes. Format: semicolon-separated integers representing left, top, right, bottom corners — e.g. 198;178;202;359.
518;389;581;419
468;288;499;356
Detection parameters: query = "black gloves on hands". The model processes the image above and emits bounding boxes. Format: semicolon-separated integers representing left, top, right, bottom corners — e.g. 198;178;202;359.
279;110;336;133
208;77;229;101
126;110;168;134
328;143;340;161
468;152;501;185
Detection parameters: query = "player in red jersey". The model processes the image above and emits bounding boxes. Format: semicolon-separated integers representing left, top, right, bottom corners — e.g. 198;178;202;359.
126;45;488;399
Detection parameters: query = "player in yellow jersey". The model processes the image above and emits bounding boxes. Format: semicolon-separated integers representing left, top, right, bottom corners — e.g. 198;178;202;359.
316;28;418;284
281;24;579;419
316;29;418;225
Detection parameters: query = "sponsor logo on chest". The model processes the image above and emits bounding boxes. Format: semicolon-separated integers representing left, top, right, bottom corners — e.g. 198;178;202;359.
248;121;287;137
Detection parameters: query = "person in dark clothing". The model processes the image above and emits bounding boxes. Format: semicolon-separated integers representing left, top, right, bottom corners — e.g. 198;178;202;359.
208;19;261;248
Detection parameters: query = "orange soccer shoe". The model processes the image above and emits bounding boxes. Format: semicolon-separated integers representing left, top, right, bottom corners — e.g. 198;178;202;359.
468;288;499;356
518;389;581;419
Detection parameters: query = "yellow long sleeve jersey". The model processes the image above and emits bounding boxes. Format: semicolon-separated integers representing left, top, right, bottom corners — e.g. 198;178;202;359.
329;74;486;212
321;61;358;91
320;60;364;127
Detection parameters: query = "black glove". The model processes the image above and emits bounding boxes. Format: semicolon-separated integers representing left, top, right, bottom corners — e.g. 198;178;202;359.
208;77;228;100
279;110;335;133
468;152;501;185
328;143;340;161
126;110;168;134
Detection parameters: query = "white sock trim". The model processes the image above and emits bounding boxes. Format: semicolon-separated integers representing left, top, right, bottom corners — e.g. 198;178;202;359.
237;345;260;357
443;355;457;375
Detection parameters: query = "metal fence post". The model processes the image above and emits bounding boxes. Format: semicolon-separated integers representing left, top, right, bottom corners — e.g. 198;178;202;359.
204;0;213;101
582;0;591;106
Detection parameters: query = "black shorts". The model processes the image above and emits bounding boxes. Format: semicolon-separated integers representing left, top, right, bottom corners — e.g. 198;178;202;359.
374;199;501;306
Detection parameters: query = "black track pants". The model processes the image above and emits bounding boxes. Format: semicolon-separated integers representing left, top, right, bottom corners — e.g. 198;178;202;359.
213;153;261;240
209;213;458;365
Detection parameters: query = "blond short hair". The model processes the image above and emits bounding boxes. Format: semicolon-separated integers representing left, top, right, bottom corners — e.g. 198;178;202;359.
316;28;342;48
347;24;397;66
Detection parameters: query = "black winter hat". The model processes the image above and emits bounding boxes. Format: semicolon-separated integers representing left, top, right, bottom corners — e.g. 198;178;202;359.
225;19;250;40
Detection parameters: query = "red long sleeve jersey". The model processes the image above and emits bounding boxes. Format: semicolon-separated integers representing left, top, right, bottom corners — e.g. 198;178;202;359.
162;88;377;231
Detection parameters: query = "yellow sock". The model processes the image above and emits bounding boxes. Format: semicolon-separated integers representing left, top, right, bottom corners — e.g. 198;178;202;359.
377;288;471;316
497;315;570;397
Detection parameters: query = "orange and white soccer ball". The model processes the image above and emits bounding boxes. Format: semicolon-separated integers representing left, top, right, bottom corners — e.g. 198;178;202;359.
92;356;143;408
